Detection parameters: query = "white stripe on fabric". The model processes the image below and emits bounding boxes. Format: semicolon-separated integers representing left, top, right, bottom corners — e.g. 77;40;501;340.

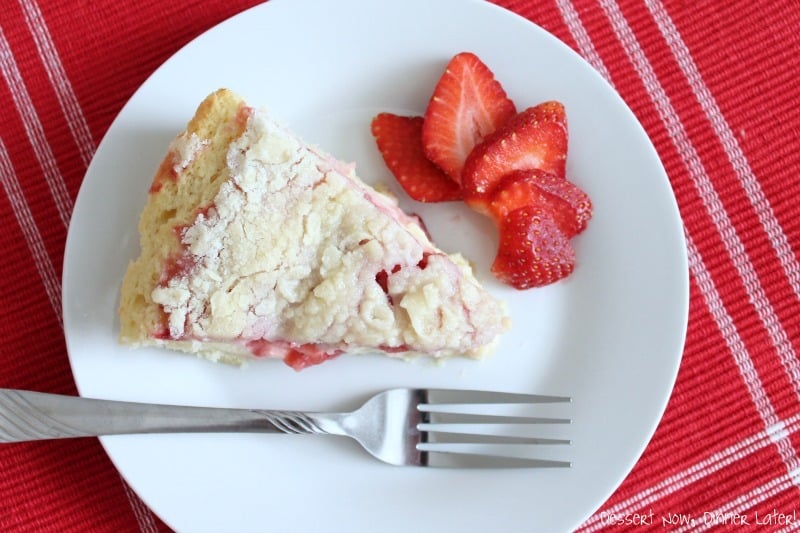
554;0;613;82
674;473;799;533
777;507;800;533
18;0;96;167
120;479;160;533
3;134;158;532
0;25;72;227
3;11;159;530
581;412;800;531
0;137;62;326
646;0;800;307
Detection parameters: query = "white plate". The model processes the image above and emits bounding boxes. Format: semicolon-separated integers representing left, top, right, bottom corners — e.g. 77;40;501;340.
63;0;689;531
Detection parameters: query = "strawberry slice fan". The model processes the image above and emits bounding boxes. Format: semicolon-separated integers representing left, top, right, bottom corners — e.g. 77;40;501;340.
372;52;593;289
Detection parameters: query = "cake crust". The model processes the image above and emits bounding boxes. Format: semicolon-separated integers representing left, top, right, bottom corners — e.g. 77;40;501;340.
119;89;509;369
119;89;249;346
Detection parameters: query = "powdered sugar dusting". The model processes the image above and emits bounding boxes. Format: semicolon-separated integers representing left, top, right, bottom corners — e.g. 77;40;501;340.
169;132;209;174
151;108;508;360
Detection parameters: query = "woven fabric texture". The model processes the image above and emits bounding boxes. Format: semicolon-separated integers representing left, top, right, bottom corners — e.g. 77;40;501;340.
1;0;798;531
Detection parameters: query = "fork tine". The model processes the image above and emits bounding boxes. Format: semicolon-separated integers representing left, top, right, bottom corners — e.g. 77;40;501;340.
421;389;571;405
419;450;572;468
421;430;571;445
423;412;571;424
410;389;571;468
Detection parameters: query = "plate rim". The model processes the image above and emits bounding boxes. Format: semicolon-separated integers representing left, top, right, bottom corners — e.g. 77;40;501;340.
62;0;690;531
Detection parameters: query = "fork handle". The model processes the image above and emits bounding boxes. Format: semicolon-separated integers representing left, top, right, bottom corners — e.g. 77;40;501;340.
0;389;337;442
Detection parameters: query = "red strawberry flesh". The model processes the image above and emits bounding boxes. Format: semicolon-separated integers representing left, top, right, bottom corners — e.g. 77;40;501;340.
371;113;462;202
462;101;568;200
422;52;516;184
370;51;590;290
484;169;592;236
492;205;576;289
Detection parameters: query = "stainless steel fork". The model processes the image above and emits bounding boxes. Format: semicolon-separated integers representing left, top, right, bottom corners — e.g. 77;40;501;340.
0;388;571;468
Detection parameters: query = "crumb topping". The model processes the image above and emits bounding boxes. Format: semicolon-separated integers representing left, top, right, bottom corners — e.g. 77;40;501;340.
170;132;210;174
150;109;508;357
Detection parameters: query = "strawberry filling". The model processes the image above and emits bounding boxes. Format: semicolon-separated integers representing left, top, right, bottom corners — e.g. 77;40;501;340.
172;204;216;240
231;103;253;133
378;344;410;353
149;152;180;194
375;253;433;304
161;253;197;284
375;264;402;298
246;339;343;371
152;321;171;340
159;209;210;284
283;347;343;371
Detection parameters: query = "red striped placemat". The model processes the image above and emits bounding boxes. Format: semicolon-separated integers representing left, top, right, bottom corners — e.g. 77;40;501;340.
1;0;798;531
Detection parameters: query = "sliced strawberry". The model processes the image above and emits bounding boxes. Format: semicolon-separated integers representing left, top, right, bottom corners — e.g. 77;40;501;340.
462;101;568;200
524;171;591;235
422;52;517;184
492;205;575;290
477;169;592;236
371;113;462;202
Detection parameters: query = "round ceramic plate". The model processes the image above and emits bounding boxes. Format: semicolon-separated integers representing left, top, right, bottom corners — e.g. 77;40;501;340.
63;0;689;531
